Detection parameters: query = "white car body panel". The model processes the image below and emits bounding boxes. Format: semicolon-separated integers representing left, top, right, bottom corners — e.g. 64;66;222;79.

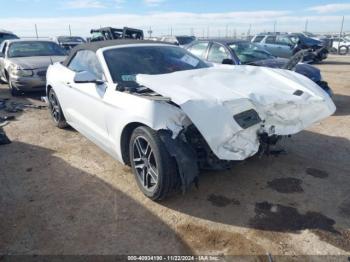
46;62;189;163
332;39;350;49
47;43;335;165
137;66;335;160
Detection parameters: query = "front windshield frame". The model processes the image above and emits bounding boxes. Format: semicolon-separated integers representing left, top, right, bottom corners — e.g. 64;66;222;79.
228;42;274;64
8;41;66;58
103;45;209;86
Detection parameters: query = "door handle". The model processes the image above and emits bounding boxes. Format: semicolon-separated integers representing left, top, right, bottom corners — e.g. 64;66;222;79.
66;82;73;88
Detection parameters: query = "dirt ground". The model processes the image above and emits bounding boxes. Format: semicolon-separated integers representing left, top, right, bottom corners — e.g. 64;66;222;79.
1;55;350;259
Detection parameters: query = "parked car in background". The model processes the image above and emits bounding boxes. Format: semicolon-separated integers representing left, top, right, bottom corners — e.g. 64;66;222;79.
251;33;328;63
331;37;350;55
160;35;196;47
301;32;333;50
0;39;66;95
186;39;333;97
52;36;86;52
90;27;144;42
0;30;19;45
46;40;335;200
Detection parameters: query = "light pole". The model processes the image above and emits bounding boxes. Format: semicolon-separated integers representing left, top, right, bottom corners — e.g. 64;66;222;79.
338;16;345;54
35;24;38;39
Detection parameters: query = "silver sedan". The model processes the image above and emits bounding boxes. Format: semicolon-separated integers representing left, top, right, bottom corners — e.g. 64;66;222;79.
0;39;66;96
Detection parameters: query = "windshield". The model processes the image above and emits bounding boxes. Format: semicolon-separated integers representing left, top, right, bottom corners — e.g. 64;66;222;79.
176;36;195;45
8;41;66;58
229;42;274;64
57;36;85;43
104;46;208;86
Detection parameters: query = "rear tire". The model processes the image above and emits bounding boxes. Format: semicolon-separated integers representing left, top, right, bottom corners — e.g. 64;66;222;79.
48;88;68;129
129;126;179;201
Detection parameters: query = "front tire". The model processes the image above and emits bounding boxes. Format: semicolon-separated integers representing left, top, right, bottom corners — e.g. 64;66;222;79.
48;88;68;129
6;74;21;96
129;126;179;201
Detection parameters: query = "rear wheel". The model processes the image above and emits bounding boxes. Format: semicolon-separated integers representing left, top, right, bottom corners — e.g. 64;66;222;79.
129;126;179;201
48;88;68;129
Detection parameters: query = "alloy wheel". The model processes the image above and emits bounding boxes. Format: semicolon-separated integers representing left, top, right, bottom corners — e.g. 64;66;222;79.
132;136;159;192
49;92;61;123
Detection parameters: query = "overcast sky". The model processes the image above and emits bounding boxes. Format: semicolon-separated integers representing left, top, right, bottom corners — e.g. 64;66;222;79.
1;0;349;37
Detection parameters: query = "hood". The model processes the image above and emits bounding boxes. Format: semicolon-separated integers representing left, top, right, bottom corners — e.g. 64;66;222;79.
249;58;288;68
249;58;321;82
301;36;323;47
8;56;66;70
136;66;335;160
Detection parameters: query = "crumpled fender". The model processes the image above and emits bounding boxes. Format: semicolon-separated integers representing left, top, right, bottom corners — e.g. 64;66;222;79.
136;66;336;161
158;130;198;192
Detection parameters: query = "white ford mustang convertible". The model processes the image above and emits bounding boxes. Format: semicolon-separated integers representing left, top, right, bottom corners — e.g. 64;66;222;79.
46;40;335;200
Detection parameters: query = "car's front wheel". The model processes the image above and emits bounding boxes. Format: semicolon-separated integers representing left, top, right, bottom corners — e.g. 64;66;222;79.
48;88;68;129
129;126;179;201
6;74;21;96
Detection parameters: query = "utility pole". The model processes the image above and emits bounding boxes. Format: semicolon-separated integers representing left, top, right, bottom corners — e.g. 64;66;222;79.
207;26;210;38
35;24;38;39
69;24;72;36
273;21;276;33
338;16;345;54
147;26;153;38
247;24;252;40
304;19;308;32
225;24;228;38
170;26;173;36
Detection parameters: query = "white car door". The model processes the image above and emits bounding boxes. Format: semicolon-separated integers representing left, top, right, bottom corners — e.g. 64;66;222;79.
64;50;110;148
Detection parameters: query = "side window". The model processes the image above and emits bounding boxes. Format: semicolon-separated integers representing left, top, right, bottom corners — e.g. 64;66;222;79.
68;50;103;79
290;36;299;44
265;36;276;44
276;36;292;46
188;42;209;59
207;43;230;63
252;36;264;43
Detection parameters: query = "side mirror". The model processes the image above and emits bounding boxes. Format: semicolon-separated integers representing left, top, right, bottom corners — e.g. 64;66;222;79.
222;58;234;65
74;71;104;85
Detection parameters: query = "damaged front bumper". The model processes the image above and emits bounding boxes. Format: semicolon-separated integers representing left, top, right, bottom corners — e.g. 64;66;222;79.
134;67;336;192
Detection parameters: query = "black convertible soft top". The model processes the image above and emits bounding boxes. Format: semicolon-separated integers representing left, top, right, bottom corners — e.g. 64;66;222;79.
62;39;172;67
